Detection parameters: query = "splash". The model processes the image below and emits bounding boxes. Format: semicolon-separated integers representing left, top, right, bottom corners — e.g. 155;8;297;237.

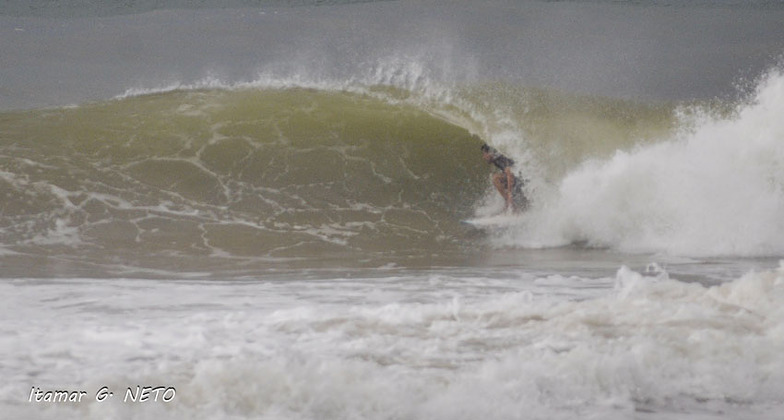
511;69;784;257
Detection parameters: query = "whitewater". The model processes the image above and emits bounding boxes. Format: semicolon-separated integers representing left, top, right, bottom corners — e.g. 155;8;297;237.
505;69;784;257
2;1;784;419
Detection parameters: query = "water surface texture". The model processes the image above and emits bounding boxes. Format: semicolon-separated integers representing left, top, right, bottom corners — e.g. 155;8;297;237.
2;1;784;419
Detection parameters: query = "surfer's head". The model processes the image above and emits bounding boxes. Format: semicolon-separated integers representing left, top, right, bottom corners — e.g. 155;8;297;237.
481;143;497;162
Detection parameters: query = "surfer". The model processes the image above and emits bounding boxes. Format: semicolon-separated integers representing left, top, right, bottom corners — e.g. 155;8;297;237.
481;143;528;212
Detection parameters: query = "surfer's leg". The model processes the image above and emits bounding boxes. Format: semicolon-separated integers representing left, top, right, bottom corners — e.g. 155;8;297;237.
492;174;509;206
493;174;514;210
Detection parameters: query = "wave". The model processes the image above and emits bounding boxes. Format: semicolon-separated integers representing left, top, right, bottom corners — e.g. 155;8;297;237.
2;67;781;273
502;69;784;257
0;86;495;273
6;263;784;419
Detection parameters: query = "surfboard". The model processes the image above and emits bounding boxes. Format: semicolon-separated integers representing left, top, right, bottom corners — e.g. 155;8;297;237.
460;214;519;229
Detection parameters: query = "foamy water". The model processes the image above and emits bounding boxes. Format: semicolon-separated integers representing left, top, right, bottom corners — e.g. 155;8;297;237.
501;70;784;257
3;264;784;419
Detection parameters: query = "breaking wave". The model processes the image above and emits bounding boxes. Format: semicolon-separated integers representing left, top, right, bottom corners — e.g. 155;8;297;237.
0;86;493;274
504;69;784;257
2;67;782;274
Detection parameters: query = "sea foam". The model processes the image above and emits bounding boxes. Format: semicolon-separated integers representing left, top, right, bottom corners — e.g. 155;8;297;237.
4;264;783;419
511;69;784;257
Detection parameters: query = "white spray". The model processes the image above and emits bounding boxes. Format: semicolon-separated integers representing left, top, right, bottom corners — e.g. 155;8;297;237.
510;69;784;257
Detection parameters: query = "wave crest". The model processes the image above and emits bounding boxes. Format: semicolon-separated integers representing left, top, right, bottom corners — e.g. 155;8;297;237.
506;69;784;257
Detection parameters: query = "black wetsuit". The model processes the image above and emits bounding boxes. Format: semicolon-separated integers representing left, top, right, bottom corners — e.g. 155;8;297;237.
490;154;515;172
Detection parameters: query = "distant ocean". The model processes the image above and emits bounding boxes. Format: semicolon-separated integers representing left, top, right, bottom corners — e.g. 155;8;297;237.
2;1;784;419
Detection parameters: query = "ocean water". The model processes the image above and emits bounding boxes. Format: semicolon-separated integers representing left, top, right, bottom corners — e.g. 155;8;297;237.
2;0;784;419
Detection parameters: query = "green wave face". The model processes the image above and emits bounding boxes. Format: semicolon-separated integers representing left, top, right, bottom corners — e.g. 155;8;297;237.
0;88;491;273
